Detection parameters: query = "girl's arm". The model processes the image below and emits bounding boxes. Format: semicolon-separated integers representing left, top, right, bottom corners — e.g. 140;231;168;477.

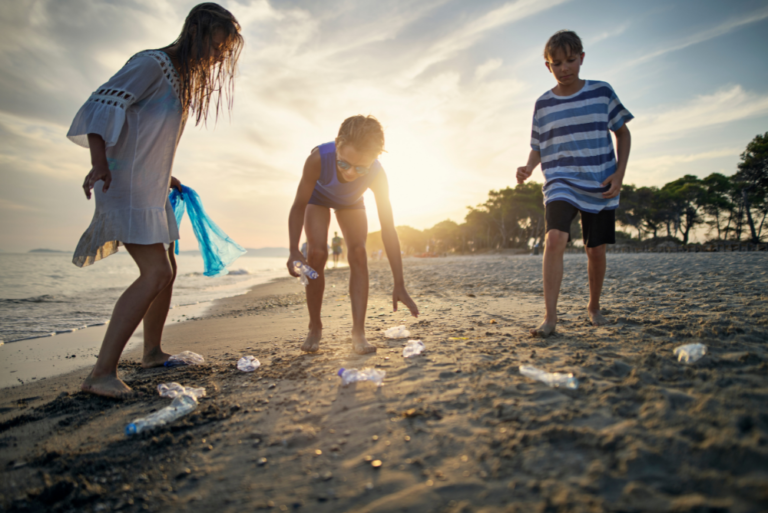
287;149;321;277
82;134;111;199
370;171;419;317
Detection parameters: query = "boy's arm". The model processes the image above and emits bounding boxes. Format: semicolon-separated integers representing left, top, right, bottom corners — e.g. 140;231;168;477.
370;171;419;317
516;150;541;184
602;124;631;199
287;150;321;277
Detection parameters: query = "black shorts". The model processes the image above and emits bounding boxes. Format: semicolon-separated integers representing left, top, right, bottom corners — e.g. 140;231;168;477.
545;201;615;248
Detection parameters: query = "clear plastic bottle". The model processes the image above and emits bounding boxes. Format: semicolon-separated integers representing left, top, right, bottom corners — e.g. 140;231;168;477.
293;261;319;286
519;365;578;390
125;394;199;435
674;343;706;363
402;340;425;358
338;367;386;387
237;355;261;372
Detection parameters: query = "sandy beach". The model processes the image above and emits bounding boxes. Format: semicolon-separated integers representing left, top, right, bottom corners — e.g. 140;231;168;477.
1;253;767;512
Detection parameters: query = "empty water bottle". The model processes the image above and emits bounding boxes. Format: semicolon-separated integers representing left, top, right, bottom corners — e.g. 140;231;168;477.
384;325;411;339
403;340;425;358
519;365;578;390
294;261;319;286
237;355;261;372
125;394;200;435
338;367;386;387
165;351;205;367
674;343;706;363
157;382;206;400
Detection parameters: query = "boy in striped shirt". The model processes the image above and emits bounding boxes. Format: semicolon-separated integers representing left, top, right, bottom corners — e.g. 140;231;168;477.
517;30;632;338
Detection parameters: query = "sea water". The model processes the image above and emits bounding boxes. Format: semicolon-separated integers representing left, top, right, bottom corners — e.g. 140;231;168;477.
0;252;289;344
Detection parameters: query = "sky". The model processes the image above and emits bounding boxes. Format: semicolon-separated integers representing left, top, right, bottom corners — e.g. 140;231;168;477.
0;0;767;252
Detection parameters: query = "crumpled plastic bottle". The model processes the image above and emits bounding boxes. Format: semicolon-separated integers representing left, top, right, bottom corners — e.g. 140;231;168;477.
157;382;206;400
519;365;579;390
384;325;411;339
125;383;206;435
338;367;386;387
164;351;205;367
674;343;706;363
237;355;261;372
403;340;425;358
293;261;319;286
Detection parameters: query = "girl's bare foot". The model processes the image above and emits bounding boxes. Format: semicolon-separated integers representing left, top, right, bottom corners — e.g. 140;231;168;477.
142;347;172;368
530;320;556;338
351;332;376;354
81;373;134;399
589;310;609;326
301;329;322;353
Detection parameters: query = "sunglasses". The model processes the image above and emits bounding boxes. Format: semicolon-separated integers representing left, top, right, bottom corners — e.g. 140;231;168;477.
337;159;371;176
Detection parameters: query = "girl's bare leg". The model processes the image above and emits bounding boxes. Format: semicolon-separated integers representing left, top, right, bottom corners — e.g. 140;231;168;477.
336;208;375;354
81;243;174;398
141;242;178;367
301;205;330;353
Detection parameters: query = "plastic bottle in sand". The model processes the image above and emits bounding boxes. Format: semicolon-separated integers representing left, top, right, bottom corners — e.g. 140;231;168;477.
164;351;205;367
674;343;706;363
519;365;578;390
125;384;206;435
338;368;385;387
293;261;319;286
403;340;425;358
237;355;261;372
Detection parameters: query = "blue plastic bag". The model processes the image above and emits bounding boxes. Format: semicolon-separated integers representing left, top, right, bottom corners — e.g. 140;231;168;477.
169;185;246;277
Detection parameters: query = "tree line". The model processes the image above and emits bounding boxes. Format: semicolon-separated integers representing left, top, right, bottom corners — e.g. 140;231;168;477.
367;132;768;254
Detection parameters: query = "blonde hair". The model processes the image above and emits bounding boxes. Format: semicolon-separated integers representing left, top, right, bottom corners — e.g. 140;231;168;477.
544;30;583;61
336;115;385;156
172;3;244;125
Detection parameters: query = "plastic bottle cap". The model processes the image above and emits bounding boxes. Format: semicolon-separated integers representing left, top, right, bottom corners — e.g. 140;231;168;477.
338;368;345;376
125;423;137;436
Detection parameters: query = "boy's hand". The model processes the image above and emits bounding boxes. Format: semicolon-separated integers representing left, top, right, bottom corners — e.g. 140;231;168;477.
170;176;182;192
393;285;419;317
287;250;307;277
82;164;112;199
601;173;624;199
516;166;533;184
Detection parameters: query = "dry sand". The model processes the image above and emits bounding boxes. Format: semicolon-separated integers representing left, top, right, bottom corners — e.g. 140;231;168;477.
1;253;767;512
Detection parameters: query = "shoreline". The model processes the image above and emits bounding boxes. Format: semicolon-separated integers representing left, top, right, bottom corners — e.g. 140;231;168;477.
2;254;767;512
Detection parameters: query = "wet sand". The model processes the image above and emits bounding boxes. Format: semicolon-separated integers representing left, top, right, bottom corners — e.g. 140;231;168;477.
1;253;767;512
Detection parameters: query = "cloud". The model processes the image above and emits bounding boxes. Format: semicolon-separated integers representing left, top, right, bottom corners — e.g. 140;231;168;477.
475;58;503;81
631;85;768;144
630;147;741;185
588;23;629;45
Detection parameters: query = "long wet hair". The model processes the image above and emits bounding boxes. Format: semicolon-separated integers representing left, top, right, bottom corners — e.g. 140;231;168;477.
171;3;244;125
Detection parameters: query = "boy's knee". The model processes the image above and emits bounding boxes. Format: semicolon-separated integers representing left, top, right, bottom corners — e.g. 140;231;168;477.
545;230;569;251
309;247;328;262
585;245;606;259
348;246;367;265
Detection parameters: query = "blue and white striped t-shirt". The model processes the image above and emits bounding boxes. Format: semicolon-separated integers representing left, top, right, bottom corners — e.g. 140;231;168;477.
530;80;633;213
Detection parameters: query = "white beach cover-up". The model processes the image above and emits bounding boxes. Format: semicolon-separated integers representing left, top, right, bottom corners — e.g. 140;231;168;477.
67;50;186;267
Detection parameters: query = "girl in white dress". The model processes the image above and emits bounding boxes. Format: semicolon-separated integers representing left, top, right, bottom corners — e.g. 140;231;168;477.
68;3;244;398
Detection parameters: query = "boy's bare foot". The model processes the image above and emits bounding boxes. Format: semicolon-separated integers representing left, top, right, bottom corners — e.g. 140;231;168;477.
81;374;134;399
351;332;376;355
530;320;556;338
301;329;322;353
589;310;609;326
142;347;172;368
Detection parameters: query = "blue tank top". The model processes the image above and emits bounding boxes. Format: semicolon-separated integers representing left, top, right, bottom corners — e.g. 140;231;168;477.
310;142;382;207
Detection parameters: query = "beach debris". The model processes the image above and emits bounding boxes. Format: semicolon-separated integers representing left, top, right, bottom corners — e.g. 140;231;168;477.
674;343;707;363
489;319;497;324
157;382;206;400
125;384;206;435
338;367;386;387
403;340;425;358
293;261;319;286
519;365;579;390
164;351;205;367
371;460;383;469
237;355;261;372
384;325;411;339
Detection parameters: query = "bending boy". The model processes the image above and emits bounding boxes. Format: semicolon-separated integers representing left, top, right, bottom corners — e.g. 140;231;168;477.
287;115;419;354
517;30;632;337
